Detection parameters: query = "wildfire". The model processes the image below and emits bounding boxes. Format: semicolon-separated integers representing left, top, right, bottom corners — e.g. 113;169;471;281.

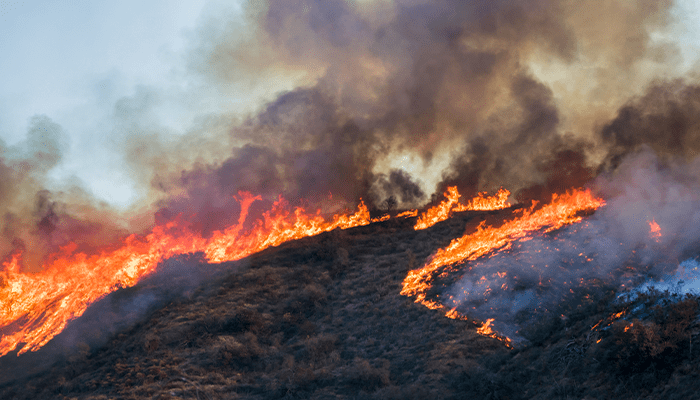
0;193;370;357
591;310;627;331
454;188;511;212
476;318;496;336
402;188;605;342
444;308;512;346
371;214;391;223
414;187;511;230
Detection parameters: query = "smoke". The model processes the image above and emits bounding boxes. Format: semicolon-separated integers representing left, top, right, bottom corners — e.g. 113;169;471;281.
443;149;700;341
600;80;700;170
0;116;145;272
145;0;691;223
1;0;699;345
370;169;426;208
3;0;694;271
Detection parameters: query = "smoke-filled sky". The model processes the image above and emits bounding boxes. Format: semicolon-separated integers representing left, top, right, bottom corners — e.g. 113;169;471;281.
1;0;699;208
2;0;700;271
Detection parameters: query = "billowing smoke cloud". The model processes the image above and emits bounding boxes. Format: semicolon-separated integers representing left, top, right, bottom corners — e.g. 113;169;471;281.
600;81;700;170
140;0;690;224
1;0;696;277
443;150;700;341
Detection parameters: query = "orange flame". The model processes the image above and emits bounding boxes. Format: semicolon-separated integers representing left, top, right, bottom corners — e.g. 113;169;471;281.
476;318;512;346
402;188;605;342
454;188;511;212
397;210;418;218
371;214;391;223
0;193;369;357
476;318;496;335
648;219;662;242
414;187;510;230
591;309;627;332
443;308;512;346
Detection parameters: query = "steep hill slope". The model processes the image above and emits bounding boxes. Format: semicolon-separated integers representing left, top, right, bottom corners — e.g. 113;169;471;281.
2;209;700;399
0;211;510;399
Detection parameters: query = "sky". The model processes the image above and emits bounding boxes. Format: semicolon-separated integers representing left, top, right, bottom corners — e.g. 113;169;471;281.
1;0;700;210
0;0;242;208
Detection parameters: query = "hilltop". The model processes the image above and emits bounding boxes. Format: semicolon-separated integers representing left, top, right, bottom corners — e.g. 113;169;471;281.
1;209;700;399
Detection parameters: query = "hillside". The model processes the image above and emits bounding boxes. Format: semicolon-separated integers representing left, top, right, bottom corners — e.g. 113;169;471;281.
1;209;700;399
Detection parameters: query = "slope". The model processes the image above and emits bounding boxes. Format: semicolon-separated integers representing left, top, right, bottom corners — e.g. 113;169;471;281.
2;207;700;400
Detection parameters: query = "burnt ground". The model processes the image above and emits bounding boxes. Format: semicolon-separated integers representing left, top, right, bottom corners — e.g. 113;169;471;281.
1;209;700;399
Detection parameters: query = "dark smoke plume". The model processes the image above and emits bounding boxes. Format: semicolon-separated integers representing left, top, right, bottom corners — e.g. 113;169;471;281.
371;169;425;207
142;0;687;227
600;80;700;171
1;0;697;328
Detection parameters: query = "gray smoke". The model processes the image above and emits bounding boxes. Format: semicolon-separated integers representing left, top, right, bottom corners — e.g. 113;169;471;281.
443;150;700;341
4;0;693;266
147;0;689;228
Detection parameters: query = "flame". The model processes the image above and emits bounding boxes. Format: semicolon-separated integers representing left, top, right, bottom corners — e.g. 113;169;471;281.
371;214;391;223
443;307;512;346
402;188;605;342
454;188;511;212
591;309;627;332
475;318;512;346
414;187;511;230
397;210;418;218
648;219;662;242
476;318;496;335
0;193;370;357
204;194;369;263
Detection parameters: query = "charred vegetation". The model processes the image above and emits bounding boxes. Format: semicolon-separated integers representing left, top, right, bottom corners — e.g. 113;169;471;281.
1;210;699;399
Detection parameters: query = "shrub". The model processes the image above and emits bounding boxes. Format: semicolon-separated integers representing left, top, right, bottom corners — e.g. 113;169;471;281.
301;334;338;363
518;313;564;346
603;296;698;375
213;332;266;370
345;357;390;391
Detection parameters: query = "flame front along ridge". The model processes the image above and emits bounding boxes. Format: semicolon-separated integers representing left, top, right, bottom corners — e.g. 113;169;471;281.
402;188;605;344
0;193;369;357
414;187;511;230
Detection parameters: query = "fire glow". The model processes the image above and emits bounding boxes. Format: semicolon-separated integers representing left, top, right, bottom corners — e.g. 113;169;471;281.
649;219;662;242
0;193;369;357
402;188;606;343
414;187;511;230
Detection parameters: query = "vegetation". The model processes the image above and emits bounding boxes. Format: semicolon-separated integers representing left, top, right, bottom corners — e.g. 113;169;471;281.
1;210;699;399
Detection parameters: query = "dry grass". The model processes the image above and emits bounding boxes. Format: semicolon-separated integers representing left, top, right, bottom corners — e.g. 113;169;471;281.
1;211;699;399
